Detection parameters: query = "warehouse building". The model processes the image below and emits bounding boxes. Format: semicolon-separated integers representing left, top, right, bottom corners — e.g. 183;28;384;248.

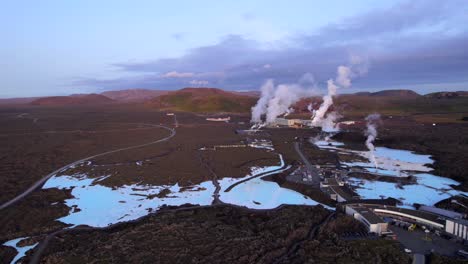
345;204;389;235
446;218;468;240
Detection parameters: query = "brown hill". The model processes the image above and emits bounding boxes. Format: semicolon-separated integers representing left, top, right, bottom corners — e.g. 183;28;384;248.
146;87;257;113
369;89;421;98
291;90;468;118
101;89;169;102
424;91;468;99
30;94;114;106
0;97;42;105
229;91;261;97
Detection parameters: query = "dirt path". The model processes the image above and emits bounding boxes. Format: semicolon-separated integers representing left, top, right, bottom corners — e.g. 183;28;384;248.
0;123;175;211
196;151;221;204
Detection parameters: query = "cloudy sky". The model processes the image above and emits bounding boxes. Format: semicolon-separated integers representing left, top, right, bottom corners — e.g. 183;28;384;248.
1;0;467;97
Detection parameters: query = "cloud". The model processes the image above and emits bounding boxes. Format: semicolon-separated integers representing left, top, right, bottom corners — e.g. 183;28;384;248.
77;0;468;93
161;71;194;78
189;80;209;86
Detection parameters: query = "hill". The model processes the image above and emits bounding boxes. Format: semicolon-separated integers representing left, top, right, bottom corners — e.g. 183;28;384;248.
229;91;261;97
101;89;170;102
425;91;468;99
0;97;42;105
30;94;114;106
146;87;257;113
367;89;421;98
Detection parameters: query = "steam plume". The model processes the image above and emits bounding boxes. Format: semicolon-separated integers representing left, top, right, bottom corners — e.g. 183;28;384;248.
311;55;368;129
365;113;381;168
251;79;274;123
251;74;316;125
265;83;314;123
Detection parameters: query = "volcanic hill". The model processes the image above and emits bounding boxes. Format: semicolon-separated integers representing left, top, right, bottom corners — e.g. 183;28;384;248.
146;87;257;113
101;89;170;102
30;94;114;106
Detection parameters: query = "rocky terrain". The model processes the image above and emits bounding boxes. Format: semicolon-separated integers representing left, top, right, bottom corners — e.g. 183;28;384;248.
21;205;412;264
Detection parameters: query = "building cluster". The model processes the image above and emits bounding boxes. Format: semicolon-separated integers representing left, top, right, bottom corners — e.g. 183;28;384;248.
339;201;468;241
314;166;468;242
247;139;273;150
206;116;230;122
272;118;313;128
320;177;359;202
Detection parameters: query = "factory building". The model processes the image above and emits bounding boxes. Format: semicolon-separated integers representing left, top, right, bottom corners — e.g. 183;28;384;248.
206;116;230;122
345;204;389;235
445;219;468;240
372;207;445;229
343;202;468;241
418;205;464;219
320;177;360;202
271;118;313;128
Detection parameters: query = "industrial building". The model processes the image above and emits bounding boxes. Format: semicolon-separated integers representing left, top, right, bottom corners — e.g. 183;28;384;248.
320;177;360;202
344;204;389;235
206;116;230;122
271;118;313;128
342;202;468;241
418;205;464;219
446;218;468;241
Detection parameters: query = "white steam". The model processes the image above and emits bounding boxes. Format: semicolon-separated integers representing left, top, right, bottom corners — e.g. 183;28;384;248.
251;79;275;123
265;83;314;123
251;74;316;125
365;113;381;168
320;112;342;132
311;56;368;129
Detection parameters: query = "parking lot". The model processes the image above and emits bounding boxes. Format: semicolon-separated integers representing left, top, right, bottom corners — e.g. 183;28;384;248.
389;225;466;256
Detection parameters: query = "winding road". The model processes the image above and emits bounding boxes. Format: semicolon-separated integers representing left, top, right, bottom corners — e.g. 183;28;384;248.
0;122;176;211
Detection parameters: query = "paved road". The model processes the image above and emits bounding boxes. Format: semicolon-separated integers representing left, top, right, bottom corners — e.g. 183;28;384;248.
224;161;288;192
389;226;465;256
0;123;176;211
293;141;320;185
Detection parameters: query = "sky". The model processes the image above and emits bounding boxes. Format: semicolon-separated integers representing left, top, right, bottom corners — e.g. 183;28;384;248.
1;0;467;98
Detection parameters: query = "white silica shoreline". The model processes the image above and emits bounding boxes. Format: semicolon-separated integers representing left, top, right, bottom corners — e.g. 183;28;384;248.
41;154;325;228
42;175;215;227
313;138;467;206
3;237;38;264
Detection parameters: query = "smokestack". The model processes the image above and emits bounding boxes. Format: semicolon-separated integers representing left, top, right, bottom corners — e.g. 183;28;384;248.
364;113;381;168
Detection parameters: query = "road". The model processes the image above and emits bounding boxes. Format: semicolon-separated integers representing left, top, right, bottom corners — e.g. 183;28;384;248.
293;141;321;186
196;151;221;204
224;160;288;192
0;123;176;211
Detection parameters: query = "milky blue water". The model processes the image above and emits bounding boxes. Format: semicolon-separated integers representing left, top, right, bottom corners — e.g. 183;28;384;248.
3;237;38;264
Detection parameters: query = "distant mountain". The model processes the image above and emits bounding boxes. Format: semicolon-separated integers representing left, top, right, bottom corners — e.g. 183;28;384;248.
229;91;261;97
0;97;41;105
30;94;114;106
146;87;257;113
353;92;372;96
424;91;468;99
101;89;170;102
369;89;421;97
